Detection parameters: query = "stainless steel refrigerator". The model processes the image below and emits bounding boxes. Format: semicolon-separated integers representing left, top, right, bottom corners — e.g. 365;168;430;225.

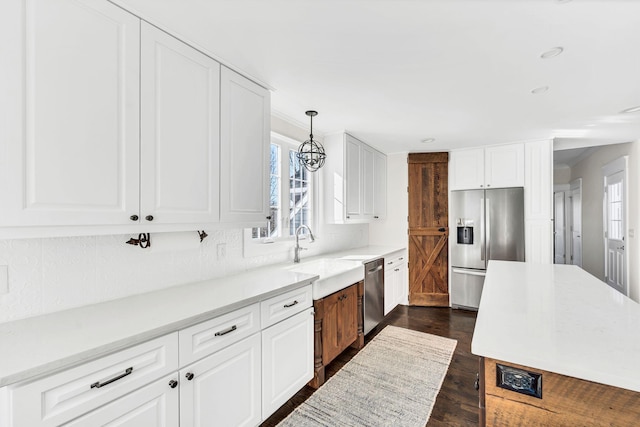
450;187;525;309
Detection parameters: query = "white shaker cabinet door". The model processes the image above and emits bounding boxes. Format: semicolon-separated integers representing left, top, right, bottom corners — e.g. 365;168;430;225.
219;67;270;223
373;149;387;220
140;23;220;224
484;143;524;188
449;148;484;190
1;0;141;226
344;135;363;220
262;308;314;420
361;143;376;218
180;333;262;427
62;375;179;427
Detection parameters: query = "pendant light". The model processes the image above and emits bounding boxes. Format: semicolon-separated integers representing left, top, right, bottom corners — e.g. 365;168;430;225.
297;110;326;172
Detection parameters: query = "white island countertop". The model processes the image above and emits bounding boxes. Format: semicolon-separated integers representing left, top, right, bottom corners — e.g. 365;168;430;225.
0;266;317;387
472;261;640;392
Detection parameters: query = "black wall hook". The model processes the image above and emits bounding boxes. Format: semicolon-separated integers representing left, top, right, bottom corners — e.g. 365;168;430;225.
126;233;151;249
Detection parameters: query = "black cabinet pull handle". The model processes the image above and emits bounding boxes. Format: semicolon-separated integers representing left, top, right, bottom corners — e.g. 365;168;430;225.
214;325;237;336
169;379;178;389
91;367;133;389
185;372;194;381
130;215;138;221
474;373;480;391
145;215;154;221
284;300;299;308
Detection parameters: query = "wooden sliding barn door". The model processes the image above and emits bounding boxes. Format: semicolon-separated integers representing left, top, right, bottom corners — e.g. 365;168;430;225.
408;153;449;306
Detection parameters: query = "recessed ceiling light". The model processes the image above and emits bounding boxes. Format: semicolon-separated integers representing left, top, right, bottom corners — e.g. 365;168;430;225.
421;138;435;144
531;86;549;95
621;105;640;114
540;47;564;59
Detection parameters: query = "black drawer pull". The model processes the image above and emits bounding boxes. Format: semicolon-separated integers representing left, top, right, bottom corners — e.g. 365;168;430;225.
284;300;299;308
91;367;133;389
214;325;237;336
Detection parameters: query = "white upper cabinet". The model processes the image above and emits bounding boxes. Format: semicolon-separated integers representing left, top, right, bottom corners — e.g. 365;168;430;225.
373;150;387;220
344;135;363;219
0;0;272;236
323;133;386;223
449;148;485;190
140;23;220;225
449;143;524;190
219;67;271;223
484;144;525;188
1;0;141;226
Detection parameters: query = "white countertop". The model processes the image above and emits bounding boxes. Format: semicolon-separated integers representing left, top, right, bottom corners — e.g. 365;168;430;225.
472;261;640;392
0;266;317;387
0;245;405;388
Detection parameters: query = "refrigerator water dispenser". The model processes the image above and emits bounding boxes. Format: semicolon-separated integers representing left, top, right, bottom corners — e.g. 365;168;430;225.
457;226;474;245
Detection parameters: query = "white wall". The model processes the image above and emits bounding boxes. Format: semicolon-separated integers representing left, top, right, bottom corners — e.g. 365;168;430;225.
369;152;408;248
0;116;369;324
569;141;639;302
554;166;571;186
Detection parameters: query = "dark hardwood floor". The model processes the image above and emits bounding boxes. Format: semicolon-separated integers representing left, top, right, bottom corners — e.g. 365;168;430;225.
261;306;479;427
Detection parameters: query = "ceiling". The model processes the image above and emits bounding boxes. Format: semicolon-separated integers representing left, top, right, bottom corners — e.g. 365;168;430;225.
112;0;640;154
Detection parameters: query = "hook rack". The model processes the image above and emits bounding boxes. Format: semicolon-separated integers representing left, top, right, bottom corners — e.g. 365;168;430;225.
125;231;208;249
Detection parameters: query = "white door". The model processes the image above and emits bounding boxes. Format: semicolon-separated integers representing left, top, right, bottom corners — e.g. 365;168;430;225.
180;333;261;427
553;192;566;264
261;308;314;420
345;135;362;220
220;67;271;223
63;375;179;427
603;167;626;295
569;188;582;267
2;0;140;226
140;23;220;224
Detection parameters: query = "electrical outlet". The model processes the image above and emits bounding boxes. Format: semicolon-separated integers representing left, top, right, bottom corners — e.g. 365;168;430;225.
0;265;8;294
217;243;226;260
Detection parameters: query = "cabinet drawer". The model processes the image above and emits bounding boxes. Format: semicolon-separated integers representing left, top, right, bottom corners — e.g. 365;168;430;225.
9;333;179;427
179;303;260;366
260;285;312;328
385;251;406;269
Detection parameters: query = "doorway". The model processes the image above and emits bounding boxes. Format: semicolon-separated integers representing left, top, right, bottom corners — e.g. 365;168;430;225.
553;178;582;267
603;157;628;295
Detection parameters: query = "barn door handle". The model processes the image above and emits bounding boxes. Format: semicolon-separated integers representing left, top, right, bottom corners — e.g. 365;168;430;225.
438;227;446;232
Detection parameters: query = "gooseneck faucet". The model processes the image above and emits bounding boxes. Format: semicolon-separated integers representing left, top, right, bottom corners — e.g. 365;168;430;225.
294;225;315;263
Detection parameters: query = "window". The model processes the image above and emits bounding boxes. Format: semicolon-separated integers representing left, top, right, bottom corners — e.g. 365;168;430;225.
252;133;313;240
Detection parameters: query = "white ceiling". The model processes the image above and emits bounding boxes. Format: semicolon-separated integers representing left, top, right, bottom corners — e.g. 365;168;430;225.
112;0;640;154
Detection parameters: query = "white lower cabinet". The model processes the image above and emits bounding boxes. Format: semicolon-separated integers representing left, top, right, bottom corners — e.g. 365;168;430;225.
384;251;407;315
262;307;314;420
180;333;262;427
63;374;179;427
2;286;314;427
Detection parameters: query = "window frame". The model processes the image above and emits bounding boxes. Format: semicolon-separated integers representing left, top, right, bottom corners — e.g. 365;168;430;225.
243;132;317;256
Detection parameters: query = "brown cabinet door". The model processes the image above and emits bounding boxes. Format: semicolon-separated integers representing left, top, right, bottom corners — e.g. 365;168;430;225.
408;153;449;306
321;285;358;364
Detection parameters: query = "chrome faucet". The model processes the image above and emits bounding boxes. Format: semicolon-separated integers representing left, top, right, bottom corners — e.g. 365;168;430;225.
294;225;315;263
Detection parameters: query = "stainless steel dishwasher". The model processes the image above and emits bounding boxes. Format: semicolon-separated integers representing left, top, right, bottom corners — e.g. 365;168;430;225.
364;258;384;334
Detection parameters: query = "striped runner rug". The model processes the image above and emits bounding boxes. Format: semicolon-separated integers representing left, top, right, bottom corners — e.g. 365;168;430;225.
277;325;457;427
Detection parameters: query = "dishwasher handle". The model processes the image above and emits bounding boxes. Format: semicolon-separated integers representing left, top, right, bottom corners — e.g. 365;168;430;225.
367;265;383;274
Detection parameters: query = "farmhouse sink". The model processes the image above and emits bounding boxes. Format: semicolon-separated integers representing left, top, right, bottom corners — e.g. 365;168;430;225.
287;258;364;299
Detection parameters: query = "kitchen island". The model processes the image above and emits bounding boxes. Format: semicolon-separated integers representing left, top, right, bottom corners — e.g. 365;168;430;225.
472;261;640;426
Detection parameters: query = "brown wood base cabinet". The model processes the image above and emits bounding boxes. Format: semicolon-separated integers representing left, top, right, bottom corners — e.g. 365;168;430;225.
480;357;640;426
309;281;364;388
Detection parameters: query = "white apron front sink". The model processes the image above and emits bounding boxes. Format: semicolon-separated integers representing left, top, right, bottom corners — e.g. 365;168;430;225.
286;258;364;299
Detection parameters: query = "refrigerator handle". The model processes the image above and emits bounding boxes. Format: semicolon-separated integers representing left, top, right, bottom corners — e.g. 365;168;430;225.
486;197;491;261
480;197;485;261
